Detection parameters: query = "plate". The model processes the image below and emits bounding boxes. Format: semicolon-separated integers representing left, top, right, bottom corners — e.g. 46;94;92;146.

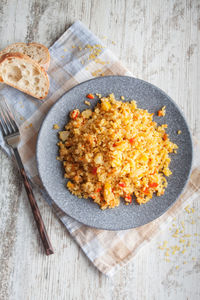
36;76;193;230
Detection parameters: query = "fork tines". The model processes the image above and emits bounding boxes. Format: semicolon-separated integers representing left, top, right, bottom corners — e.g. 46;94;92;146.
0;96;19;136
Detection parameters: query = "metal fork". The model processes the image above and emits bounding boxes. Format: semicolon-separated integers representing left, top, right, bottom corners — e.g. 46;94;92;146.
0;97;54;255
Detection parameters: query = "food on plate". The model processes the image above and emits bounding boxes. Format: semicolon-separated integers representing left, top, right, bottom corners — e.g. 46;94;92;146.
0;53;49;99
0;42;50;71
53;124;60;130
86;93;95;99
57;94;178;209
84;100;91;106
157;106;166;117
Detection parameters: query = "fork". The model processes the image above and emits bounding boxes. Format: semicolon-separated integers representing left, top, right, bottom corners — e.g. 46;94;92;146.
0;97;54;255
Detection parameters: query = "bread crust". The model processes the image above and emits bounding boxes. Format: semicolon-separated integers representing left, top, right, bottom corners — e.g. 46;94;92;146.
0;42;50;71
0;52;49;99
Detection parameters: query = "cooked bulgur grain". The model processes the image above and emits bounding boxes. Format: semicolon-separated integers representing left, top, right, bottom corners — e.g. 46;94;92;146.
84;101;91;106
57;94;178;209
53;124;60;130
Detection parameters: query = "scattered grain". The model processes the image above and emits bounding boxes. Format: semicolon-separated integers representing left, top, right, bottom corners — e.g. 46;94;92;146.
53;124;60;130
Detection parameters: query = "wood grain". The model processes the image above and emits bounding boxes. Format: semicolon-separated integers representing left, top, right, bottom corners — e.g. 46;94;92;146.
0;0;200;299
13;146;54;256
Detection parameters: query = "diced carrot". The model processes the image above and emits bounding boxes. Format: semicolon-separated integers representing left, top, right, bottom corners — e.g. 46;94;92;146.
158;110;163;117
119;182;126;187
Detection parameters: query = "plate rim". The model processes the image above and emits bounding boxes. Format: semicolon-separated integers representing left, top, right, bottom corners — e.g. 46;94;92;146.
36;75;193;230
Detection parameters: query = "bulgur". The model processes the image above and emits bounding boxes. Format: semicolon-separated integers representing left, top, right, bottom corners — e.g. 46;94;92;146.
57;94;178;209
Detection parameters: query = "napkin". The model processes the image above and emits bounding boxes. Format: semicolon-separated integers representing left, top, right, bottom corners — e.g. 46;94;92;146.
0;21;199;276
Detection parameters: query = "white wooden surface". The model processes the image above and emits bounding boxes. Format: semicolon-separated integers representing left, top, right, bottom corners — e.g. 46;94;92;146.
0;1;200;299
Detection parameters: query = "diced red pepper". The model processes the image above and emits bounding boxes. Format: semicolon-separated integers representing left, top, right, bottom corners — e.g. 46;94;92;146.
143;188;149;194
129;138;135;145
119;182;126;188
149;182;158;188
86;93;94;99
96;187;102;193
163;133;168;141
92;167;97;174
113;143;117;147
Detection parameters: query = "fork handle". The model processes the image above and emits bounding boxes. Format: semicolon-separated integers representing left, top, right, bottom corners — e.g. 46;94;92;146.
13;148;54;256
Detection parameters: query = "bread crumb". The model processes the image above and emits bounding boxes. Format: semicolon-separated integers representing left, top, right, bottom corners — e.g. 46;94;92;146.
84;101;91;106
121;96;125;100
175;266;179;270
53;124;60;130
64;48;67;52
20;116;24;120
72;45;76;48
61;56;64;58
177;130;182;134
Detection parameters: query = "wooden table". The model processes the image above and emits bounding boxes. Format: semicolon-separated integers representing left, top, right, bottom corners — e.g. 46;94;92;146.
0;1;199;299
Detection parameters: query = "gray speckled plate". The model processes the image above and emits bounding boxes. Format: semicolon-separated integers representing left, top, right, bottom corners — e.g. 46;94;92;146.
36;76;193;230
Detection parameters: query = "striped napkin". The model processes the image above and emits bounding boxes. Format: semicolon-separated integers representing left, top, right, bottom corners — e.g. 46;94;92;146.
0;21;199;276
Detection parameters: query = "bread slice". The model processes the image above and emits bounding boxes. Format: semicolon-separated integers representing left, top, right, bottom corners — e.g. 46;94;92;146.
0;42;50;71
0;53;49;99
